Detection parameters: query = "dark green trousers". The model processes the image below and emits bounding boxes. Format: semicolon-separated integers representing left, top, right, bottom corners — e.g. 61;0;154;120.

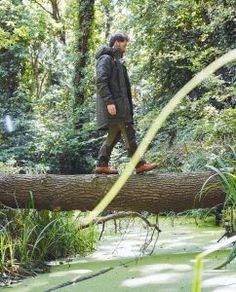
97;122;146;167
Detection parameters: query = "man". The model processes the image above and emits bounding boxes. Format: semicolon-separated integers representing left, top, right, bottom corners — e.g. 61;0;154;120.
95;32;157;174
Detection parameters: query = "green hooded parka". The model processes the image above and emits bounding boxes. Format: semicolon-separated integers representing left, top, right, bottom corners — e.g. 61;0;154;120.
95;45;134;130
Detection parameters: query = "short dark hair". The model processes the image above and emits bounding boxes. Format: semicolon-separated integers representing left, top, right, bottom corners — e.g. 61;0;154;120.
109;32;130;47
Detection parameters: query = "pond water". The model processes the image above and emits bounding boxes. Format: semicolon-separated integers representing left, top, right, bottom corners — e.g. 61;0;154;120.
3;217;236;291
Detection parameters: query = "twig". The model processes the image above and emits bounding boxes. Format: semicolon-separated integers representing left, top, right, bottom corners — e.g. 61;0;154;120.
149;215;161;255
214;242;236;270
98;221;105;240
32;0;54;16
45;267;113;291
80;211;161;233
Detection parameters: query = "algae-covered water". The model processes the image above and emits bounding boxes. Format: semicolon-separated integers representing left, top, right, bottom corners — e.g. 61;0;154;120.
4;217;236;292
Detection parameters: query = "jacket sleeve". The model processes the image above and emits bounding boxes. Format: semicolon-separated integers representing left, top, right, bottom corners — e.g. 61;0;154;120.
96;55;114;106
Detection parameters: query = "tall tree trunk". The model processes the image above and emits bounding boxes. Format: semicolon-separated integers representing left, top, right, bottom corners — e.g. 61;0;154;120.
0;49;21;102
73;0;95;106
0;172;225;213
104;4;112;39
50;0;66;43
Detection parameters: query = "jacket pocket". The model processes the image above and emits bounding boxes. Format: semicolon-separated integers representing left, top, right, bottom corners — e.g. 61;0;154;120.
106;97;125;119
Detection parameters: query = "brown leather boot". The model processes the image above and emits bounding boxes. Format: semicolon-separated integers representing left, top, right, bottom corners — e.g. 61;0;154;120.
95;166;119;175
135;162;158;174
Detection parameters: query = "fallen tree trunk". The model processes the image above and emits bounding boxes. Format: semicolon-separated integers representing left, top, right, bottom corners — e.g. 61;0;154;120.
0;172;224;213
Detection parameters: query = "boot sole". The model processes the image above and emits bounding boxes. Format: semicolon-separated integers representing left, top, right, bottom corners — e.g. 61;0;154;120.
95;171;118;175
136;165;158;174
95;173;118;175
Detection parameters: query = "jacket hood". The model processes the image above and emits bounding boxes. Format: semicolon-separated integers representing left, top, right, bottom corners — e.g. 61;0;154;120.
95;45;122;60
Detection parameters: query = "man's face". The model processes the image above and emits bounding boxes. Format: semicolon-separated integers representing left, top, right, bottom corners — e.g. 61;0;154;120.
113;40;128;54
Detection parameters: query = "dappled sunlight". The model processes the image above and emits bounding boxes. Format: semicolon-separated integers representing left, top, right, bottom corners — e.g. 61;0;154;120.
203;230;223;234
179;233;221;240
190;258;210;263
212;288;236;292
121;263;193;288
202;275;236;288
12;281;49;292
89;238;142;260
156;239;174;244
88;221;225;261
121;273;180;287
90;241;141;260
164;241;189;248
49;269;92;277
130;263;192;274
175;235;198;240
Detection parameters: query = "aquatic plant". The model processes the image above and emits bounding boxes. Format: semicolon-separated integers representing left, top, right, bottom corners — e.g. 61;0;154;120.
0;196;97;286
199;145;236;231
193;146;236;291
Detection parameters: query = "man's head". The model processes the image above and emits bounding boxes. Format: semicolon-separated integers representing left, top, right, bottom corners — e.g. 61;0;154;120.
109;32;129;55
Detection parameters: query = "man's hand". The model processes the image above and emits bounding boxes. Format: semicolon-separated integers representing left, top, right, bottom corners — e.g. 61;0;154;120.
107;104;116;115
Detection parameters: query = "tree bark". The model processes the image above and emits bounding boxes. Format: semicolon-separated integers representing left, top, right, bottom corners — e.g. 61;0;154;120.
73;0;95;106
103;3;113;39
50;0;66;44
0;172;225;213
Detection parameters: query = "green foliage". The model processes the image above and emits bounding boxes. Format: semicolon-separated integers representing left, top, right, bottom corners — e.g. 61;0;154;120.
103;0;236;172
192;147;235;290
0;0;100;174
0;202;97;278
195;146;236;272
200;146;236;207
1;0;235;174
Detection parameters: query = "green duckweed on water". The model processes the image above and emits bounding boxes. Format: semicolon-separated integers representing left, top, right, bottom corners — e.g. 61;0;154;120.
3;216;236;292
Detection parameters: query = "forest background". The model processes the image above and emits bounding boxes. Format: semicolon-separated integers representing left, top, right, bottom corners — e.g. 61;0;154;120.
0;0;235;175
